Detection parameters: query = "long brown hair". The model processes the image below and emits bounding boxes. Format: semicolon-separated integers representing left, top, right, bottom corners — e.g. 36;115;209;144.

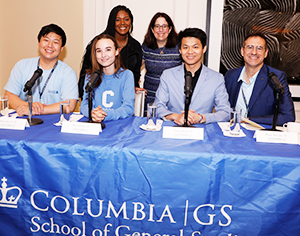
143;12;178;50
87;34;123;87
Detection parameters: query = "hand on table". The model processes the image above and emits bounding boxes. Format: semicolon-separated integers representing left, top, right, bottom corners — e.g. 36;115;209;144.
91;106;107;123
17;102;46;116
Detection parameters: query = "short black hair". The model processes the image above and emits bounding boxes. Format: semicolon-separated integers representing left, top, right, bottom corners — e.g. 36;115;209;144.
37;24;66;47
243;32;268;50
178;28;207;49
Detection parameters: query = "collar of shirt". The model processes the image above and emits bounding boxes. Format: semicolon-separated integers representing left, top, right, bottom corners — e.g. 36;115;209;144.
235;66;260;117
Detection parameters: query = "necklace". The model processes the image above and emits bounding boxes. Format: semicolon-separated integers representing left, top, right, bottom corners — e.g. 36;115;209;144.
118;35;128;49
159;47;165;54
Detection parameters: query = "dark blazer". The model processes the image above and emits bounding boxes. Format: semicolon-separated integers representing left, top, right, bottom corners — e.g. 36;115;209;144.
224;64;295;125
78;34;142;99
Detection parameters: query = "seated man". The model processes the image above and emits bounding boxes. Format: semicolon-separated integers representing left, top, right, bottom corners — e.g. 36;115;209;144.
155;28;230;125
225;32;295;125
4;24;78;116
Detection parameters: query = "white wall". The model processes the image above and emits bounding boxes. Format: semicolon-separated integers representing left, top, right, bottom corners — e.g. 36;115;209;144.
84;0;224;71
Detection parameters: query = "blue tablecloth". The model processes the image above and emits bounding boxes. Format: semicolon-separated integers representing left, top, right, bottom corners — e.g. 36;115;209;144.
0;114;300;236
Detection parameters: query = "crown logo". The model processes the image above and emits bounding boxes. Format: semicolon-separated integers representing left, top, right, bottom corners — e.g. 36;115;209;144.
0;177;22;208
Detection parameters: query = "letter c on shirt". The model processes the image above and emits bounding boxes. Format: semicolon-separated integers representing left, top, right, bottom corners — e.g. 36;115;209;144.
102;90;114;108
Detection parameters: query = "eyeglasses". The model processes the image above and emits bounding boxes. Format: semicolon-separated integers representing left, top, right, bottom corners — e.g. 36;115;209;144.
244;45;265;53
153;24;169;31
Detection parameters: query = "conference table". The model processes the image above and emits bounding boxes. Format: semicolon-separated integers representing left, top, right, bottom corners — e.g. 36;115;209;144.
0;114;299;236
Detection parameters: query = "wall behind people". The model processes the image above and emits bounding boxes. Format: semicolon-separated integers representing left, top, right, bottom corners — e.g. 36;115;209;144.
0;0;83;96
84;0;207;46
84;0;224;75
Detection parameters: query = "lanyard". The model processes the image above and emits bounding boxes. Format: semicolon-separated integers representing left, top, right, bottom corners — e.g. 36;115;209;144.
37;59;58;102
241;88;249;117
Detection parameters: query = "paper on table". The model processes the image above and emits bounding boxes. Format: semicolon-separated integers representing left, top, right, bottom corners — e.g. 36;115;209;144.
53;113;84;126
0;108;16;117
218;122;246;137
140;119;163;131
241;117;265;130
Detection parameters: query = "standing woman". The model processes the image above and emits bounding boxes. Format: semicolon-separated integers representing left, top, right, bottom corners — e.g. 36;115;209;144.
80;34;135;122
142;12;182;105
79;5;142;99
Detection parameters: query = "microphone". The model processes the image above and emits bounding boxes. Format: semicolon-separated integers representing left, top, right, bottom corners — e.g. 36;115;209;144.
268;72;285;95
184;71;192;96
85;70;101;93
23;69;43;92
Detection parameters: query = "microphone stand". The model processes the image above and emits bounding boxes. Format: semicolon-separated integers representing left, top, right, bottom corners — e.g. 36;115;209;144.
27;89;43;126
183;94;190;127
86;89;105;130
271;91;280;131
264;90;281;131
176;91;195;128
88;90;93;123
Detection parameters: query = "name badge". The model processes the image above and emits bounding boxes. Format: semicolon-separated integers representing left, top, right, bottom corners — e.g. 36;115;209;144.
255;130;299;145
0;117;29;130
61;122;102;135
163;126;204;140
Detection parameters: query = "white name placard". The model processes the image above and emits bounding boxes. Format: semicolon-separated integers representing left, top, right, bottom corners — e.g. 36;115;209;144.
255;130;299;145
61;122;102;135
0;117;29;130
163;126;204;140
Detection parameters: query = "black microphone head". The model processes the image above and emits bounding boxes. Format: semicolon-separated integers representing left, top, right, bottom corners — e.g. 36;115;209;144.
23;68;43;92
268;72;285;94
94;69;101;75
184;71;192;95
186;71;192;77
85;69;101;93
35;68;43;76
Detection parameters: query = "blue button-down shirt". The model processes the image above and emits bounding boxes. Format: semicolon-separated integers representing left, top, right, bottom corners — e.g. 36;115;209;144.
235;67;259;118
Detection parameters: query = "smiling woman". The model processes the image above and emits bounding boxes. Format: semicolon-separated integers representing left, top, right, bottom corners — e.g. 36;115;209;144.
78;5;142;100
80;34;135;122
142;12;182;107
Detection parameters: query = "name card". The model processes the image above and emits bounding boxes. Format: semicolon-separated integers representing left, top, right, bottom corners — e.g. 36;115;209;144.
0;117;29;130
163;126;204;140
255;130;299;145
61;122;102;135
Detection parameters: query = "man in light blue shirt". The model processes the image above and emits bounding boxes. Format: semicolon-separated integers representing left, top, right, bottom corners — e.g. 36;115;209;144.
235;67;259;118
4;24;78;116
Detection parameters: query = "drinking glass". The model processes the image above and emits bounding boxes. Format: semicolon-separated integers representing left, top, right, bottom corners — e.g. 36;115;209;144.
146;103;157;130
60;99;71;123
229;108;241;135
147;103;157;123
0;95;9;117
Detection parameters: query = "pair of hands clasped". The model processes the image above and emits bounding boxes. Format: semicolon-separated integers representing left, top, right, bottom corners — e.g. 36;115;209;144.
91;105;107;122
166;109;206;126
17;102;46;116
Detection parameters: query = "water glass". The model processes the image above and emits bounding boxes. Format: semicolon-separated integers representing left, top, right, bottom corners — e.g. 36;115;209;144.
60;99;71;123
229;108;241;135
147;103;157;124
0;95;9;117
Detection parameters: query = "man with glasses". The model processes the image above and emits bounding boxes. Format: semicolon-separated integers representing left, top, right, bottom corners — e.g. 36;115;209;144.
225;32;295;125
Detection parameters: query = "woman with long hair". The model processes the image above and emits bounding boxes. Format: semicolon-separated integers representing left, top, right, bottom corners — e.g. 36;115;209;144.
80;34;135;122
79;5;142;99
142;12;182;105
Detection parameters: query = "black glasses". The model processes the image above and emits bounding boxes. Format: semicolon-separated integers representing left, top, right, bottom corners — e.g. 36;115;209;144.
153;24;169;31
